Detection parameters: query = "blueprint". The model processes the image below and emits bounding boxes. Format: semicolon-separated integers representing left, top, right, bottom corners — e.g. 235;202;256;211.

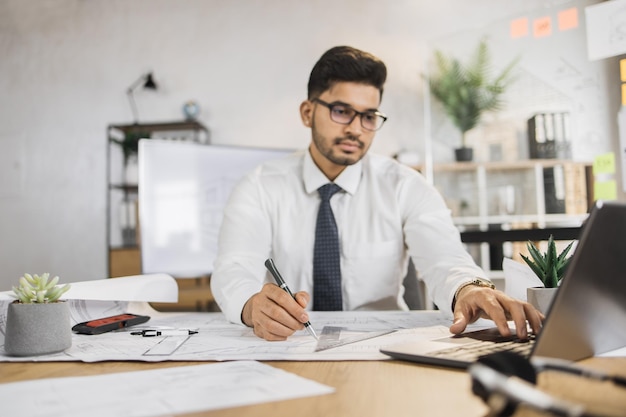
0;274;496;362
1;304;475;362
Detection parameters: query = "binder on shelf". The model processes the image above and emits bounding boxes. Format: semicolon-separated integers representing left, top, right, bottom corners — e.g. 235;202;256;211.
556;113;572;159
528;112;572;159
543;165;566;214
543;164;589;215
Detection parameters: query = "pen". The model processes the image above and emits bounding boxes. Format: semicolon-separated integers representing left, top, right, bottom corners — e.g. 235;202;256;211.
264;258;319;340
131;329;198;337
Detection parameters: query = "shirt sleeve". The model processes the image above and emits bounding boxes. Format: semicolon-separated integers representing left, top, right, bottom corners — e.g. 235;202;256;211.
399;172;488;315
210;170;272;325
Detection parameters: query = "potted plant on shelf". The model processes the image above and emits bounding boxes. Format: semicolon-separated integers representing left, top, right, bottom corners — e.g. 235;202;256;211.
110;130;151;185
4;273;72;356
520;235;574;314
111;131;150;165
427;38;518;162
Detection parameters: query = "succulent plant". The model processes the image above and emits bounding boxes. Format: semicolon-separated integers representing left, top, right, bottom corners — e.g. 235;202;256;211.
11;273;71;304
520;235;574;288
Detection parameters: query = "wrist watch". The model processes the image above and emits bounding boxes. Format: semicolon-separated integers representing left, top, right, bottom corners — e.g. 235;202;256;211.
452;278;496;310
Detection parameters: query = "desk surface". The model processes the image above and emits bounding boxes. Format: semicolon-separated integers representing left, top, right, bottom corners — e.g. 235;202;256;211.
3;357;626;417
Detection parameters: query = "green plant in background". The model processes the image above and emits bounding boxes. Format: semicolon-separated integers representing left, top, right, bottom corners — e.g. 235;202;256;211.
111;131;150;163
11;273;71;303
520;235;574;288
427;38;518;149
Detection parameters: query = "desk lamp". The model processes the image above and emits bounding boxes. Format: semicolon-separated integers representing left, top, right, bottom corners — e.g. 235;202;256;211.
127;72;158;123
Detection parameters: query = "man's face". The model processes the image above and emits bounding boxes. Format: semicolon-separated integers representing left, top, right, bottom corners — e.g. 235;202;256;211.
300;81;382;180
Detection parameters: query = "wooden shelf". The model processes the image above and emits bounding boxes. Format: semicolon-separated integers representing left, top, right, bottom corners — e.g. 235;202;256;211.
415;159;592;276
415;159;592;173
108;120;208;135
453;213;588;228
109;184;139;192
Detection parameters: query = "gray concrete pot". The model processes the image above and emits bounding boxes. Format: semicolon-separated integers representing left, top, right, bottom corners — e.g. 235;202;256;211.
4;301;72;356
526;287;558;315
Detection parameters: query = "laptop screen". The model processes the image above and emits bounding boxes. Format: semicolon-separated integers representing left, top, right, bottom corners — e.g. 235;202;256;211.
532;200;626;360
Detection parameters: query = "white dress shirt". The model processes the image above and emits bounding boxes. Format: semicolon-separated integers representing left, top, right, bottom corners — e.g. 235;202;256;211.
211;149;487;325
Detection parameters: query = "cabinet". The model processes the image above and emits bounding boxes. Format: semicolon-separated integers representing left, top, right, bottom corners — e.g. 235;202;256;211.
421;159;592;279
109;247;142;278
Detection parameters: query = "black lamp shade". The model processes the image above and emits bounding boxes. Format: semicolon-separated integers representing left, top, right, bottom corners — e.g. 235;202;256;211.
143;73;158;90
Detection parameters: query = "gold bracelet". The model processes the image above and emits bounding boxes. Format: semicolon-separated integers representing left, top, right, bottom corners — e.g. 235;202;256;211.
452;278;495;311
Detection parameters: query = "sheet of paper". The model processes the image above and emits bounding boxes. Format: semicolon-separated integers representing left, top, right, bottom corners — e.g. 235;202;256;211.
63;274;178;302
502;257;544;301
1;310;475;362
0;274;178;302
599;346;626;357
0;361;334;417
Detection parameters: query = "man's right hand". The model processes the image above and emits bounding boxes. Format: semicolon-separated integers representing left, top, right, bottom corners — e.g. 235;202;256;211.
241;283;312;341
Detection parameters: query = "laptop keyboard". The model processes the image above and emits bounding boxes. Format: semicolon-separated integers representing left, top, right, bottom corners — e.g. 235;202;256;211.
429;333;536;362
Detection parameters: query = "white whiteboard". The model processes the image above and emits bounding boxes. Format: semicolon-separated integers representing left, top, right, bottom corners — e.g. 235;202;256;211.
138;140;292;277
585;0;626;61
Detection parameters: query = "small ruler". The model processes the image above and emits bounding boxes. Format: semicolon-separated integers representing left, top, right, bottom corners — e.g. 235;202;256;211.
143;335;190;356
314;326;396;352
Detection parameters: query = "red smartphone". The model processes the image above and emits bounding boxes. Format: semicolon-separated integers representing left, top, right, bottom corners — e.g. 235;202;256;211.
72;313;150;335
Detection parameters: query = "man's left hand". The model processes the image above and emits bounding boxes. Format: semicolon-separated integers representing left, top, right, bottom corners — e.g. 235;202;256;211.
449;285;544;339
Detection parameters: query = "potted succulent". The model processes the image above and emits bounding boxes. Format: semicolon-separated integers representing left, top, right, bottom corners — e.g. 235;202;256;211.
520;235;574;314
4;273;72;356
427;38;518;162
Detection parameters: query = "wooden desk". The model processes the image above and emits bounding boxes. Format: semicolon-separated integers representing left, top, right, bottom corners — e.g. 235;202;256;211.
2;357;626;416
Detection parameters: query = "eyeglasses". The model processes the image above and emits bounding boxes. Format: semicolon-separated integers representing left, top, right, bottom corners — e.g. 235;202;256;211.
312;98;388;131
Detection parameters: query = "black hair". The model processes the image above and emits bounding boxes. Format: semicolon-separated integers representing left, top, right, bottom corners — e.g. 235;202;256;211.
307;46;387;100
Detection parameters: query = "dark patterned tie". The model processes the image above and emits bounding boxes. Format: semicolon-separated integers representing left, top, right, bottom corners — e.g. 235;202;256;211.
313;183;343;311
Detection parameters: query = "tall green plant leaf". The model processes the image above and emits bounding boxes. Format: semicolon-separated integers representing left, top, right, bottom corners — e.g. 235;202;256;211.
427;38;518;147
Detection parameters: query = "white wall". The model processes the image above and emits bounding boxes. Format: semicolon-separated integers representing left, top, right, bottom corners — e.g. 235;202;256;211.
0;0;608;290
426;0;617;164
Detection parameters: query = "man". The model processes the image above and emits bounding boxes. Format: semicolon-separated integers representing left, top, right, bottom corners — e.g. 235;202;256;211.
211;46;542;341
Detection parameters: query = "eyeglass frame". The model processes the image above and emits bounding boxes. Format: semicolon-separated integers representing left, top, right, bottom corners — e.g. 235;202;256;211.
311;98;388;131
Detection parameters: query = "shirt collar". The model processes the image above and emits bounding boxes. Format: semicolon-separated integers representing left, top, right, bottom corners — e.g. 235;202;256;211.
303;148;362;195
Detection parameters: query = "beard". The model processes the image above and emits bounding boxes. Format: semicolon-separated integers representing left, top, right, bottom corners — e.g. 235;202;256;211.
311;125;367;167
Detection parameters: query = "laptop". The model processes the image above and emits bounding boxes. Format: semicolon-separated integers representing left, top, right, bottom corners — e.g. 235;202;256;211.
381;200;626;369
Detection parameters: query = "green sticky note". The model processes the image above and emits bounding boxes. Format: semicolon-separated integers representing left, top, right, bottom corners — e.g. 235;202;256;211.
593;153;615;175
594;180;617;201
